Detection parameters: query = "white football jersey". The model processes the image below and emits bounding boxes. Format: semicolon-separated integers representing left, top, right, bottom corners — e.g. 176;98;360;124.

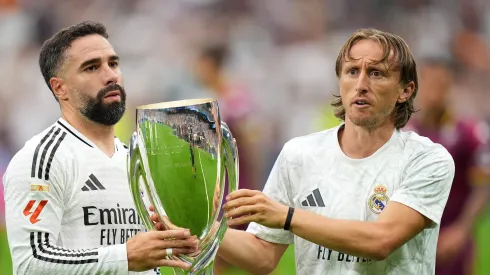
247;124;455;275
2;118;157;275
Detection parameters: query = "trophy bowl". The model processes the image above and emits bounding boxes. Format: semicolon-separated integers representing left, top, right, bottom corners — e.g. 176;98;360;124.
127;98;239;274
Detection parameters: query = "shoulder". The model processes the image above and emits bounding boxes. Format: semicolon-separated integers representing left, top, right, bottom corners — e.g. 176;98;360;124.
397;130;454;172
282;126;338;155
115;137;128;153
4;122;73;184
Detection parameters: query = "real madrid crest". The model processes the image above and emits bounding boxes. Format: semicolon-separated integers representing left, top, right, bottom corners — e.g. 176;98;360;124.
368;185;389;214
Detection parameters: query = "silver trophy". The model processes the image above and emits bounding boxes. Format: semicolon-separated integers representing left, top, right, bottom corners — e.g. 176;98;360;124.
127;98;239;275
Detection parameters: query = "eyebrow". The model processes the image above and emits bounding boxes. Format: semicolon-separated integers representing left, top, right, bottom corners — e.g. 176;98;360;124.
79;55;120;70
344;58;393;70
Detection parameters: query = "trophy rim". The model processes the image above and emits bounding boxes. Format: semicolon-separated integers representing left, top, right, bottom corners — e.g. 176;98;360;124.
137;98;215;110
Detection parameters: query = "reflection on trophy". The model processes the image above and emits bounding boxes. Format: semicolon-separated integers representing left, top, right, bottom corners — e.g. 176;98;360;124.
127;98;239;275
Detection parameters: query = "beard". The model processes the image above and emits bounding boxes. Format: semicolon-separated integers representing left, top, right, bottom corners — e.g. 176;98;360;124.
78;83;127;126
347;103;395;130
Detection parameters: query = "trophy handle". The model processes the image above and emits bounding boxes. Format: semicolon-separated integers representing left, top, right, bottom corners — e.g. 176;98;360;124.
128;131;156;231
221;122;239;201
220;122;239;227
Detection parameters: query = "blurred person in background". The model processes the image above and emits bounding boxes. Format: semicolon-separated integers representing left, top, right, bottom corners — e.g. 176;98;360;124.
407;59;490;275
0;129;12;225
163;44;263;197
191;44;265;274
0;94;15;274
0;126;14;272
192;45;262;193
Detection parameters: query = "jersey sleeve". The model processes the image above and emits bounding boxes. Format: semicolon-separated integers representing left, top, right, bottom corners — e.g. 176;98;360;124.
3;147;129;275
389;145;455;226
246;144;294;244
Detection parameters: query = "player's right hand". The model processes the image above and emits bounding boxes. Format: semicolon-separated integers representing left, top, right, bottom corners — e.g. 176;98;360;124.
126;229;199;271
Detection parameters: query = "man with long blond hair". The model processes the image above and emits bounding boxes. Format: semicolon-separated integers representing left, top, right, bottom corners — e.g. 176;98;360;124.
214;28;455;274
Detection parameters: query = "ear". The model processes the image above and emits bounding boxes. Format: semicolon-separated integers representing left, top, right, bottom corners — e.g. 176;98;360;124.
397;81;415;103
50;77;68;101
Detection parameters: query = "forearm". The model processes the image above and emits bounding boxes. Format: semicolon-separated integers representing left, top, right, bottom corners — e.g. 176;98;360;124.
455;185;490;229
290;209;393;260
13;236;128;275
218;229;278;275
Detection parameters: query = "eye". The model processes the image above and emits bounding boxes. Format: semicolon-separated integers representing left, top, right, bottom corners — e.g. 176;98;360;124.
370;70;383;78
85;65;98;72
347;68;358;76
109;61;119;68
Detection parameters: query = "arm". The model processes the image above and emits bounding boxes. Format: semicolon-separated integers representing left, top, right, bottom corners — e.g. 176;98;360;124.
454;184;490;230
437;128;490;262
224;146;455;261
218;146;293;274
217;229;288;275
455;138;490;230
3;154;128;274
289;201;429;260
3;152;195;274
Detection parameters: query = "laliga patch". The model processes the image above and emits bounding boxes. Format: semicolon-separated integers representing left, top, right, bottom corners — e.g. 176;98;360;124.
30;183;50;192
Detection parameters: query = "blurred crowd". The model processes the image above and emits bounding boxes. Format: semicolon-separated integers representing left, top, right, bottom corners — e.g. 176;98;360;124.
1;0;490;273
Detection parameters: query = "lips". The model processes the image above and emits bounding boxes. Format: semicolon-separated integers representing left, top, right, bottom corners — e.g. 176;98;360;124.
352;98;371;106
104;91;121;98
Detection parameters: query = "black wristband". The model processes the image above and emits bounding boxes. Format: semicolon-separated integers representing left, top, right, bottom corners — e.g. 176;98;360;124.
283;207;295;230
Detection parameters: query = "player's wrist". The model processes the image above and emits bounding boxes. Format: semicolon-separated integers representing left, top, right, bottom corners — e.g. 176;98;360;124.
283;207;295;231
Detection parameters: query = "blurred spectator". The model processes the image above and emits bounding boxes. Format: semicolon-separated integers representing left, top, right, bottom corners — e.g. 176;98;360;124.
165;44;263;193
407;59;490;275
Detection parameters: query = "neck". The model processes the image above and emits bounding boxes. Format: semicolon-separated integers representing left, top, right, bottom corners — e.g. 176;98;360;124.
61;104;115;157
339;118;395;159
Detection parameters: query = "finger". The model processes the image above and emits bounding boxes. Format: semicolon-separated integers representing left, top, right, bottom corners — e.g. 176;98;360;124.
227;214;260;226
151;213;161;224
185;248;202;257
164;220;186;230
149;205;155;212
154;229;191;239
223;197;256;211
159;247;199;258
157;259;192;270
224;205;257;219
158;238;200;249
155;222;166;231
225;189;258;201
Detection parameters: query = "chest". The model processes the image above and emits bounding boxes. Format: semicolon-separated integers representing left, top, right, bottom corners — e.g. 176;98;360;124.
292;154;403;221
64;150;139;225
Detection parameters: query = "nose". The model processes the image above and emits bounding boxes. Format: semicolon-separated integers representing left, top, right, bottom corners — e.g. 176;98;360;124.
102;64;119;86
355;70;369;94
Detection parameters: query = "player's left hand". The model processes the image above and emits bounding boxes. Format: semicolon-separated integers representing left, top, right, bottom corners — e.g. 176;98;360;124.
223;189;289;229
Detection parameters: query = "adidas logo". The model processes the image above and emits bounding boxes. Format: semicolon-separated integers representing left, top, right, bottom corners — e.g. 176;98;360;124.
301;188;325;207
81;174;106;191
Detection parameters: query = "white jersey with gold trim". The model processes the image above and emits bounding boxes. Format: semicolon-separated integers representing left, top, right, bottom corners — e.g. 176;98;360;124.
247;124;455;275
3;118;157;275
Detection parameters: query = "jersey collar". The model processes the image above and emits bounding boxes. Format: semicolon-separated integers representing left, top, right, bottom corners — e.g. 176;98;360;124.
57;118;96;148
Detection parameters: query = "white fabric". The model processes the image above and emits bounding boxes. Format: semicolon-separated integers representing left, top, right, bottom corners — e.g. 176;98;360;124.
247;124;455;275
3;118;156;275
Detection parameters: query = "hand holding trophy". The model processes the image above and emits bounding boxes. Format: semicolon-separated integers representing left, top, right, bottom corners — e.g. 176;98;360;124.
127;98;239;274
